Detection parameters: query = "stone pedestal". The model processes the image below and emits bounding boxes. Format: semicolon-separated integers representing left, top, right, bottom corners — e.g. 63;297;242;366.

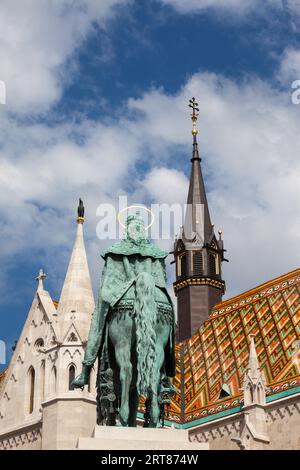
42;395;96;449
77;425;209;450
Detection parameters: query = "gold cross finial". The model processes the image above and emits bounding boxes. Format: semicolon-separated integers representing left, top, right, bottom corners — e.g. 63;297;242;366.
189;97;199;136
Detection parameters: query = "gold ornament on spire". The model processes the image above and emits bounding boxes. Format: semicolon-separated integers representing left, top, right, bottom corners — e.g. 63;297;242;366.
189;97;199;136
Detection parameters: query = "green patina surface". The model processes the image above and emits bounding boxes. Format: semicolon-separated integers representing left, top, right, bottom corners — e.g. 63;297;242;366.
74;213;176;427
102;237;168;259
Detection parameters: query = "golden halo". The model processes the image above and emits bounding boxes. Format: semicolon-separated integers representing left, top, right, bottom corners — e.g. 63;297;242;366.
117;205;155;230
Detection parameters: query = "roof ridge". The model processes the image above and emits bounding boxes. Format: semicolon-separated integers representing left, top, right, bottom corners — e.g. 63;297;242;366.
211;266;300;314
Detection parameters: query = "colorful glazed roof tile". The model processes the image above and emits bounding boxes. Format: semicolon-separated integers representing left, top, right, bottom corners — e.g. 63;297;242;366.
0;368;7;386
170;267;300;424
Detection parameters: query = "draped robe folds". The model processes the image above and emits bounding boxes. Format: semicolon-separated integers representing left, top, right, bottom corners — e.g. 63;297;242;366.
82;238;176;378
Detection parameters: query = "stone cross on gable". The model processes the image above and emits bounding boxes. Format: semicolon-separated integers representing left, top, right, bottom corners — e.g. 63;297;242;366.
36;269;46;292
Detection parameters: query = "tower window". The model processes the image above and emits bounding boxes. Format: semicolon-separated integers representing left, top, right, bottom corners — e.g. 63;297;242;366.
69;365;75;391
180;254;187;278
209;253;217;277
193;251;203;276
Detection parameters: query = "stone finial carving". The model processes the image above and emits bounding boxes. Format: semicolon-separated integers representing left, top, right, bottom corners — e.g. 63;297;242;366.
232;334;270;450
243;334;266;407
36;269;46;292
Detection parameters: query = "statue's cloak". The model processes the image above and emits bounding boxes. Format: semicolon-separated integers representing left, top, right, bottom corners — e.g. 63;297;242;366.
83;238;176;377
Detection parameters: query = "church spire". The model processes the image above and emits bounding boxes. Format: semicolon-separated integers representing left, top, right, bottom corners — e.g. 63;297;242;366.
184;97;213;243
173;99;226;341
57;200;95;342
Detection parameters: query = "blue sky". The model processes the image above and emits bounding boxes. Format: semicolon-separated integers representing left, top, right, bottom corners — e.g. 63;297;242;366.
1;0;300;371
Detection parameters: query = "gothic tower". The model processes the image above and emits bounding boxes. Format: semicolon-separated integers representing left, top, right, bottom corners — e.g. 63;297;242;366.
0;200;96;450
173;98;227;342
42;200;96;449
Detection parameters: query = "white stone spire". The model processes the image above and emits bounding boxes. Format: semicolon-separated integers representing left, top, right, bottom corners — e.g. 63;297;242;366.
232;333;269;449
243;334;267;407
247;334;261;382
57;203;95;342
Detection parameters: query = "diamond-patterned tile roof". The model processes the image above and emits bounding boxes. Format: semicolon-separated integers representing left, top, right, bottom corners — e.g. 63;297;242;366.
170;267;300;424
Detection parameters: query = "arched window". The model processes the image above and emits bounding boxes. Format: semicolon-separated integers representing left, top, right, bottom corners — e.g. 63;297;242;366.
244;384;252;406
68;365;75;391
39;361;45;404
257;383;265;404
28;367;35;414
193;251;203;276
50;366;57;395
250;387;254;403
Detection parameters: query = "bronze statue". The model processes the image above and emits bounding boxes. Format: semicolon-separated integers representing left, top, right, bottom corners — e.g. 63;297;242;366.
73;213;176;427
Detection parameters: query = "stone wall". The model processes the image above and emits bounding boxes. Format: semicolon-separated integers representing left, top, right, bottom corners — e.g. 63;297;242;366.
189;414;242;450
266;394;300;450
188;392;300;450
1;392;299;450
0;422;42;450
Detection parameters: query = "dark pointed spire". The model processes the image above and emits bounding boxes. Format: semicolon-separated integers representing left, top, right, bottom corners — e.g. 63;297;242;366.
174;100;226;341
185;98;213;243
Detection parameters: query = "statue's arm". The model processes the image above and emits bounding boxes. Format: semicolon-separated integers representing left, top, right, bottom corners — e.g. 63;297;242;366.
82;299;108;366
72;263;109;388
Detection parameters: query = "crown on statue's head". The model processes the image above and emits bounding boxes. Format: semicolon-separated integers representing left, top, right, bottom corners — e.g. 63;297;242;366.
125;212;147;243
126;212;144;226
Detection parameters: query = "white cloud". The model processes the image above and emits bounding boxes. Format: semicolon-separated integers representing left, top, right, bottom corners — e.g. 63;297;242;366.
126;71;300;298
0;0;128;114
0;116;140;250
0;0;300;311
159;0;256;14
158;0;300;20
1;64;300;302
279;48;300;84
284;0;300;15
142;167;188;205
